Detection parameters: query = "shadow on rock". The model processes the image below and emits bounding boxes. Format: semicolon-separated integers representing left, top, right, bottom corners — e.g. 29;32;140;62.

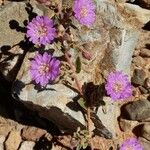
33;135;53;150
132;124;144;137
0;40;33;81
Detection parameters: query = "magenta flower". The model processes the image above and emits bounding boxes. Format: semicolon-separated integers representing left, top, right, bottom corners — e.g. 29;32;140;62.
105;71;132;100
26;16;56;45
30;52;60;86
73;0;96;26
120;138;143;150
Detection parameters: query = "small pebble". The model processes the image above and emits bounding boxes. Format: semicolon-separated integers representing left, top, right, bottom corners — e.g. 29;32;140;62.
140;48;150;57
131;69;146;86
139;86;148;94
144;77;150;90
132;56;145;67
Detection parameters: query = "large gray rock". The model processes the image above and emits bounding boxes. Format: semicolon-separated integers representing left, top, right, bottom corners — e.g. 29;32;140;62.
12;0;140;137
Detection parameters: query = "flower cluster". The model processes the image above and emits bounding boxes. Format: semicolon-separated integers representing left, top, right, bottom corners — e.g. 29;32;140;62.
120;138;143;150
26;16;56;46
73;0;96;26
105;71;132;100
30;52;60;86
26;3;133;102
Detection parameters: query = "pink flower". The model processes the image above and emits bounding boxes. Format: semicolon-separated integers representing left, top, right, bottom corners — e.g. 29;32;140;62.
120;138;143;150
26;16;56;45
105;71;132;100
73;0;96;26
30;52;60;86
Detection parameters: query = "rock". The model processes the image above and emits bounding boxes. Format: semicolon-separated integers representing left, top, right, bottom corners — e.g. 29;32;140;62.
21;126;47;141
0;116;25;136
137;0;150;9
123;99;150;121
56;135;73;149
139;86;148;94
124;3;150;24
144;58;150;70
140;48;150;57
133;48;140;57
0;45;24;81
132;56;145;68
119;118;139;132
0;116;9;124
0;136;6;150
19;141;35;150
132;87;141;98
12;0;140;135
0;2;27;47
131;69;146;86
0;1;43;47
0;2;44;81
0;2;28;81
0;124;14;136
97;97;120;137
135;29;150;50
139;137;150;150
33;134;53;150
5;131;22;150
51;145;62;150
141;123;150;141
144;77;150;90
91;113;113;139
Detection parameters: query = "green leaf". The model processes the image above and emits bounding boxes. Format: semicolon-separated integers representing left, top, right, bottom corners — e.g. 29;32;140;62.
76;144;82;150
75;56;81;73
77;98;87;110
82;142;88;149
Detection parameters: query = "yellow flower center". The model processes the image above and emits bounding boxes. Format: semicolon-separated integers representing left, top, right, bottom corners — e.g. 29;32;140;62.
39;63;50;74
113;82;123;92
38;26;48;37
80;7;88;17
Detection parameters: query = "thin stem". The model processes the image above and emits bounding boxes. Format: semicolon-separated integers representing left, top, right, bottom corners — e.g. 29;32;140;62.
64;51;93;149
87;107;93;150
58;0;63;14
64;52;83;96
87;107;91;137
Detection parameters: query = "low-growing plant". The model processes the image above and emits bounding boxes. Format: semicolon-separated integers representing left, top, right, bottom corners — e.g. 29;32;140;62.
24;0;136;149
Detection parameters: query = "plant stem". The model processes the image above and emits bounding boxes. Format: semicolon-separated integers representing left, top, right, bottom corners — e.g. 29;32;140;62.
64;51;93;149
87;106;94;150
58;0;63;14
64;52;83;96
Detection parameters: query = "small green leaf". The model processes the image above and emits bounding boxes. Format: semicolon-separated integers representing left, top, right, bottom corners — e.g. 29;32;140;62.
82;142;88;149
76;144;82;150
77;98;87;110
75;56;81;73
